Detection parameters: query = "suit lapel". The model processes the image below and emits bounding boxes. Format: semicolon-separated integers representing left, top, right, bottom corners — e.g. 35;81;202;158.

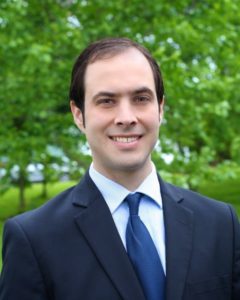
159;177;194;300
72;172;145;300
71;171;193;300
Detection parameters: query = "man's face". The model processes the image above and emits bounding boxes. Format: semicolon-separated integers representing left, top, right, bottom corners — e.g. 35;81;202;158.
71;48;163;181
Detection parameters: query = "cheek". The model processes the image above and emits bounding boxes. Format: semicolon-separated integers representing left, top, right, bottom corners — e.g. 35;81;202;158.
84;116;107;141
146;111;161;129
86;114;113;134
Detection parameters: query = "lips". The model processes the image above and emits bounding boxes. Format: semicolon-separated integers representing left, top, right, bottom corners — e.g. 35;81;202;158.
110;136;141;143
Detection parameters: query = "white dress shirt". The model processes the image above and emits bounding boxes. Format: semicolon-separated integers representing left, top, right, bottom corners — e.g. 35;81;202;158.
89;163;166;274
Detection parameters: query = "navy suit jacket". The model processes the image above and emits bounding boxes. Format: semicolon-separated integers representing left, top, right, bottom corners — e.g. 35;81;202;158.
0;171;240;300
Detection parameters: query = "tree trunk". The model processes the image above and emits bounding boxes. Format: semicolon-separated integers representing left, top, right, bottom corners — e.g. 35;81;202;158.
18;169;26;212
41;179;48;198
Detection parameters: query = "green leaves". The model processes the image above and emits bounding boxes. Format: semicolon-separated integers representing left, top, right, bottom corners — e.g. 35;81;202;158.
0;0;239;202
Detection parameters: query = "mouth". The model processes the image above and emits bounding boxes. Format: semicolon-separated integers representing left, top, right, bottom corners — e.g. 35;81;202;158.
110;136;141;143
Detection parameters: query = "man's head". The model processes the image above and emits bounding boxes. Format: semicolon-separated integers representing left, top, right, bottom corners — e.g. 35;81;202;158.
69;37;164;117
70;38;164;187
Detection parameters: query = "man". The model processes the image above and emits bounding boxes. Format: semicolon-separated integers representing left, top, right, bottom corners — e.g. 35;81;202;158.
0;38;239;300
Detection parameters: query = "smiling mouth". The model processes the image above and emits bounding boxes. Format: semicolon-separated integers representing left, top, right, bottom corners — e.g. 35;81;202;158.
110;136;141;143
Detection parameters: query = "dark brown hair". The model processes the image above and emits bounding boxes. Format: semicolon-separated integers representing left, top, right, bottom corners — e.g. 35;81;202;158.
69;37;164;114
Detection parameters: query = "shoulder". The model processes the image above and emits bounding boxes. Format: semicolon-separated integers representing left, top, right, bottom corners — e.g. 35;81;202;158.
3;185;77;243
161;179;240;249
5;171;100;234
12;185;76;224
161;179;238;222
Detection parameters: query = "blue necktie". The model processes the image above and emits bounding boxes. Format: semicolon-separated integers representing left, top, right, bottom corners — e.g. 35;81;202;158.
125;193;165;300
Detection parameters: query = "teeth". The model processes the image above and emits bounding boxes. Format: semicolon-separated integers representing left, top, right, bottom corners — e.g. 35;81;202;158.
112;136;138;143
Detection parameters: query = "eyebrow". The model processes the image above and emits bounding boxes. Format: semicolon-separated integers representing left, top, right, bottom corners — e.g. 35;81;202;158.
92;87;154;100
93;91;116;101
133;87;154;96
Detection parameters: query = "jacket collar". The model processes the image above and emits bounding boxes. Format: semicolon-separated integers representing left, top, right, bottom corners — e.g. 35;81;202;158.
72;171;194;300
72;171;146;300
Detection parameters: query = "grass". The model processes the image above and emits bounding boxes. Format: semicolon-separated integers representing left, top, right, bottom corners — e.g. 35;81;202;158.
198;177;240;216
0;181;77;220
0;181;76;270
0;178;239;271
0;221;3;270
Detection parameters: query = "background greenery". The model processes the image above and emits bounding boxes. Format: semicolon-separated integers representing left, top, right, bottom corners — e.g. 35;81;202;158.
0;0;240;270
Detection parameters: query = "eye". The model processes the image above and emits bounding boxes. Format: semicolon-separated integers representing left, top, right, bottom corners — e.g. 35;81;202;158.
97;98;115;106
134;95;151;103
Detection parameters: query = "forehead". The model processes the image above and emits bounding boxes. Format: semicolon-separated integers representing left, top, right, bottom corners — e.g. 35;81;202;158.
84;48;155;94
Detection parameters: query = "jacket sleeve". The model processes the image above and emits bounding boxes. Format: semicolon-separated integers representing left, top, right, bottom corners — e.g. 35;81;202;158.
0;218;49;300
229;205;240;300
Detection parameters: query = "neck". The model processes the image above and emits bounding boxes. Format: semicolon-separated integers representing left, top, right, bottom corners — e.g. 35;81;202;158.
93;162;153;191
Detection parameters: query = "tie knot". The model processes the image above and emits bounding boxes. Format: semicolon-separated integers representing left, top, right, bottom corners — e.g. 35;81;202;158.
125;192;142;215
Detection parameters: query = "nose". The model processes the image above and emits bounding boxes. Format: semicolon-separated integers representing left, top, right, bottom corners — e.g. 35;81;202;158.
114;101;137;126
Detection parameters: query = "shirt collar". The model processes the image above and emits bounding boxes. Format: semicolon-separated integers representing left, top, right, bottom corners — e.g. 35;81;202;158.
89;163;162;214
135;164;162;208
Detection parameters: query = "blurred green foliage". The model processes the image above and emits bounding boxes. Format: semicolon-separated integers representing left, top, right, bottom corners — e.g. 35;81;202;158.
0;0;239;209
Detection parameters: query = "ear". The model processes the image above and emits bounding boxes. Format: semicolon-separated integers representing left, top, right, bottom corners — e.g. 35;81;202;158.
159;96;165;124
70;101;85;133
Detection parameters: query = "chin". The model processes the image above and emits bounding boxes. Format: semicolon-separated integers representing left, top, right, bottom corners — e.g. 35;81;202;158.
115;160;150;173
